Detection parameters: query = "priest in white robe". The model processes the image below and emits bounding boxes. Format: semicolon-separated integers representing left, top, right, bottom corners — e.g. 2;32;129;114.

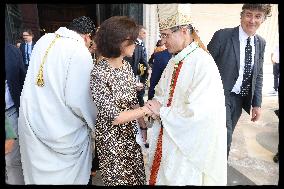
18;16;97;184
146;4;227;186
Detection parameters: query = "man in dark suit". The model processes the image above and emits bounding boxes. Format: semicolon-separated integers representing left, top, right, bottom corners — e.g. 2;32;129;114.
19;28;35;72
124;25;149;107
148;49;172;100
5;43;26;184
207;4;272;158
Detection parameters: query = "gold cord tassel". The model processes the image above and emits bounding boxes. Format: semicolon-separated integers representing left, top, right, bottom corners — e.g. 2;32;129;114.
36;64;45;87
36;34;60;87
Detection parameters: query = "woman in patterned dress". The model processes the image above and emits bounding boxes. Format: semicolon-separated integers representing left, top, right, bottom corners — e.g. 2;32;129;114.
90;16;153;186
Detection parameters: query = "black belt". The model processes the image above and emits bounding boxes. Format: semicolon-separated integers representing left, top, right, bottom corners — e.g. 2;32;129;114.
230;92;247;98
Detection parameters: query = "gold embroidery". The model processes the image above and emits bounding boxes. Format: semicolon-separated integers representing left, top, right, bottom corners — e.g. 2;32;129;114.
36;34;61;87
159;12;192;31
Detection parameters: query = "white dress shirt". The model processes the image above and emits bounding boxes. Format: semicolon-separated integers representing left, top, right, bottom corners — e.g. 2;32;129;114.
272;45;279;63
25;41;33;65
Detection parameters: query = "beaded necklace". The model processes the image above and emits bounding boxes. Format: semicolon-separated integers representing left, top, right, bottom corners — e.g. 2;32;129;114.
149;45;198;185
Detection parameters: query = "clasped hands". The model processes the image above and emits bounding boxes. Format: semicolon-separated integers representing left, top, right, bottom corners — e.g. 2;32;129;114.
142;99;161;120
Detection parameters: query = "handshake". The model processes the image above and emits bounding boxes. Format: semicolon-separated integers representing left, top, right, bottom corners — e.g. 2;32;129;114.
141;99;161;120
138;99;161;147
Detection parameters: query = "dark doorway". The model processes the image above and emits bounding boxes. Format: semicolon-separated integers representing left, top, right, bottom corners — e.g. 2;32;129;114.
37;4;143;36
37;4;97;35
97;4;143;25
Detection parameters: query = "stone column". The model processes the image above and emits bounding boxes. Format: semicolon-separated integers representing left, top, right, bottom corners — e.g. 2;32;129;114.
143;4;159;61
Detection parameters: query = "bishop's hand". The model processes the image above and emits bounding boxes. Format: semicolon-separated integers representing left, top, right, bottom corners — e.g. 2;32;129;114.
145;99;161;119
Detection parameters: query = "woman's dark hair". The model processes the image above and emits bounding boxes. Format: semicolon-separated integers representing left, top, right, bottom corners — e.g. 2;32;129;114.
67;16;96;36
156;40;162;47
95;16;138;58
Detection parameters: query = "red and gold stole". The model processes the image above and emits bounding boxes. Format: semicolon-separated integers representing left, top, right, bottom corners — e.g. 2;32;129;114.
149;45;198;185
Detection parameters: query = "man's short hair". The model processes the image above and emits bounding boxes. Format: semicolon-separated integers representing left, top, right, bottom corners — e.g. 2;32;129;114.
22;28;34;37
241;4;272;19
170;24;193;35
95;16;138;58
67;16;96;36
138;25;146;31
15;39;23;44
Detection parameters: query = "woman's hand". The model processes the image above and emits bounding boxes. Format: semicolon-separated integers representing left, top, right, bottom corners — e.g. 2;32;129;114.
141;105;153;117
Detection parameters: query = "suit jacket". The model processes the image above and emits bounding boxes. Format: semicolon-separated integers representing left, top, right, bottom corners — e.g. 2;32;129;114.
5;44;26;113
19;41;35;66
148;49;172;100
207;26;265;114
124;40;149;83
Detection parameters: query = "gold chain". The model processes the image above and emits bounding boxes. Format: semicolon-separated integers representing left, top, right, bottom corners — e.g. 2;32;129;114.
36;34;61;87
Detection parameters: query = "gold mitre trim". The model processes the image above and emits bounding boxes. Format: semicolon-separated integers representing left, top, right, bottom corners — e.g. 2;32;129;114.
159;13;192;30
157;4;193;31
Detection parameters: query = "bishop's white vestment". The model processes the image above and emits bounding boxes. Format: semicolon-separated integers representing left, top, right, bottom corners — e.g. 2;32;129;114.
148;42;227;186
18;27;97;184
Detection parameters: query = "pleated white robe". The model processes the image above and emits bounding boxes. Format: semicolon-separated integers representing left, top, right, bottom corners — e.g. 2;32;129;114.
18;27;97;184
148;42;227;186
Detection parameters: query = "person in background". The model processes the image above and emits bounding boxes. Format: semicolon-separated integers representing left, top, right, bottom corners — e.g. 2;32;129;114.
124;25;150;107
148;48;172;100
148;39;167;68
5;43;26;185
19;28;35;71
273;84;279;163
18;16;97;184
207;4;272;158
270;44;279;95
90;16;153;185
154;39;167;53
15;39;23;48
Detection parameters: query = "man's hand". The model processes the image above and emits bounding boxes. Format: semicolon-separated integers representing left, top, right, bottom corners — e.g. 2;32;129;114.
271;53;276;64
141;129;147;143
251;107;261;122
145;99;161;118
5;139;15;155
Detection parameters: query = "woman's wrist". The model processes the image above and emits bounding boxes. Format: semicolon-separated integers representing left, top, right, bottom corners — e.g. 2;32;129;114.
140;126;148;130
139;107;147;117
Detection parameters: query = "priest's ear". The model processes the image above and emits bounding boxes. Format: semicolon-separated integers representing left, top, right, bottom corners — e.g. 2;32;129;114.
82;33;92;48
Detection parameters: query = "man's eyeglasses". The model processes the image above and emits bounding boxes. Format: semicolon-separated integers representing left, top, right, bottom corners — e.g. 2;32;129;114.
160;26;180;39
23;34;31;37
